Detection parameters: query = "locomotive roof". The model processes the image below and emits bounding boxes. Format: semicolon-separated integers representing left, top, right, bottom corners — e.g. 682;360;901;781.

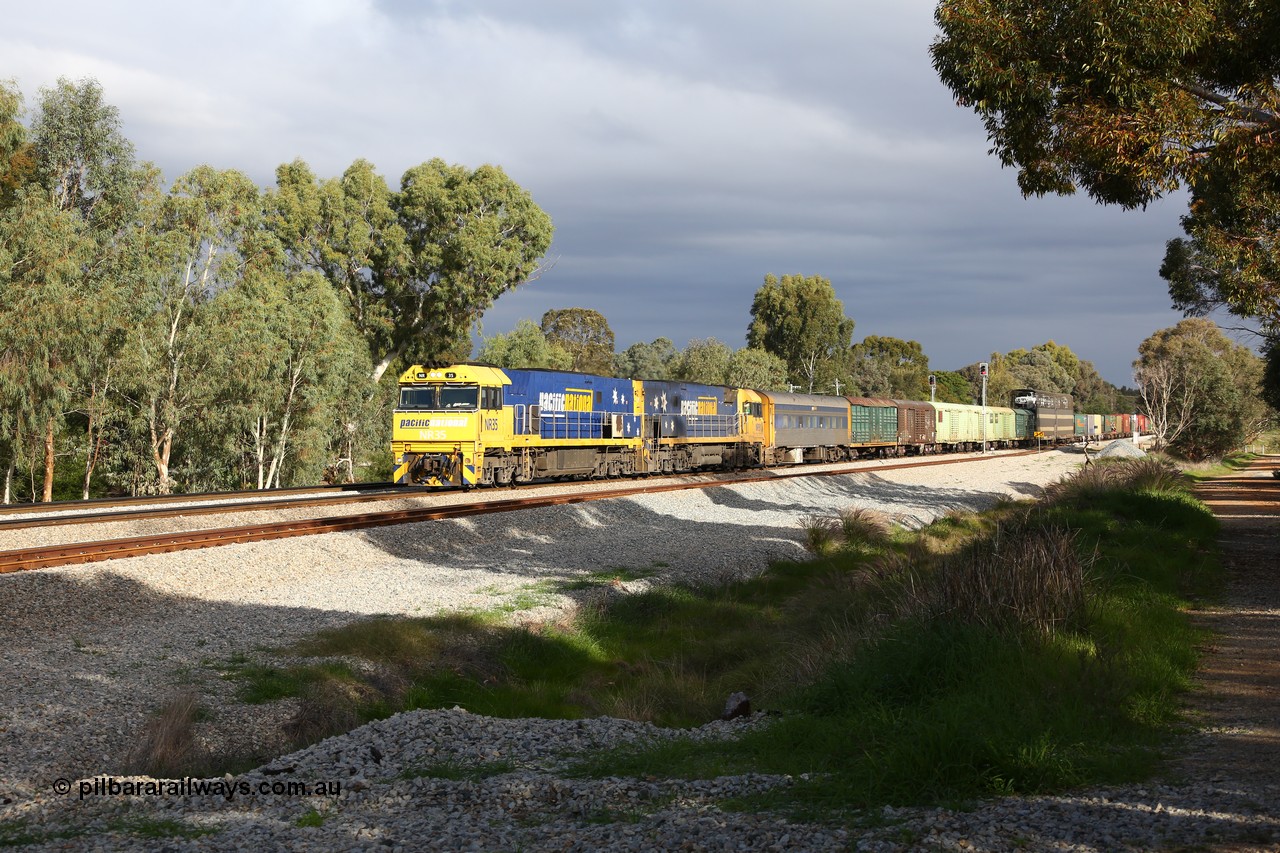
398;363;511;385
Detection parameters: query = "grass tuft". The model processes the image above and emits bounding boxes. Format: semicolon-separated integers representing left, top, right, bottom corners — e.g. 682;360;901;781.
799;513;842;555
128;691;205;778
917;519;1090;635
838;506;895;548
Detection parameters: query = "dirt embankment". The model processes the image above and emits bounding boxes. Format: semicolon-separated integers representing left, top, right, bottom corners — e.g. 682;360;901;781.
1176;457;1280;788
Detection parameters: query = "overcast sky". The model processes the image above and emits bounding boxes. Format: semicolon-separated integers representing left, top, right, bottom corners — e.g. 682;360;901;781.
4;0;1211;385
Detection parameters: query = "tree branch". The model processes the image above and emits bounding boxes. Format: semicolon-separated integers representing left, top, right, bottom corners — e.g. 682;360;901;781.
1172;80;1280;126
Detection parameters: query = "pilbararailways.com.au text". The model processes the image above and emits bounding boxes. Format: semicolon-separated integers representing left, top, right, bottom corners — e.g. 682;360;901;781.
60;776;342;801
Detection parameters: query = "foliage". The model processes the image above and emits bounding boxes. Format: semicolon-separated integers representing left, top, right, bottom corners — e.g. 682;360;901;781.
268;156;553;384
478;319;573;370
724;347;789;391
0;75;562;500
955;341;1129;411
615;337;677;380
933;0;1280;386
1134;318;1270;458
540;308;615;374
849;335;930;399
932;0;1266;210
0;80;32;207
1004;346;1074;395
746;273;855;393
670;338;732;385
931;369;972;404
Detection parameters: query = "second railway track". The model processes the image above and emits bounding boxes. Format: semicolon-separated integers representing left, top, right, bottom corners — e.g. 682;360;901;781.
0;449;1048;574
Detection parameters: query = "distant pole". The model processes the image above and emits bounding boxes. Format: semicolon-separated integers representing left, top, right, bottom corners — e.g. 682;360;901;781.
928;373;936;403
979;363;988;454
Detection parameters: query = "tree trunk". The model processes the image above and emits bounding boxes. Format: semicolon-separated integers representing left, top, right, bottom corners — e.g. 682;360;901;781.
370;341;408;384
3;458;12;505
254;416;267;490
155;437;172;495
42;418;55;503
82;409;98;501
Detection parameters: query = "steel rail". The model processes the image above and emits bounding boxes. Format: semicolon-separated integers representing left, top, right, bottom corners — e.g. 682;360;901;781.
0;481;401;518
0;488;421;531
0;450;1043;574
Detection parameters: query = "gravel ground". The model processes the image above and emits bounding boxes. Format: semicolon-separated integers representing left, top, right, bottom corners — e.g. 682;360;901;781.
7;445;1273;851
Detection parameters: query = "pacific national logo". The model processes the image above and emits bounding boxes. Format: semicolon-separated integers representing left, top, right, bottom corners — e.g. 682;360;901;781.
539;391;592;412
399;417;468;429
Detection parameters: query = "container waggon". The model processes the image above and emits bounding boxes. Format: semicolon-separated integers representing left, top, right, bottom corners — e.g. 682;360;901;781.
1011;389;1075;443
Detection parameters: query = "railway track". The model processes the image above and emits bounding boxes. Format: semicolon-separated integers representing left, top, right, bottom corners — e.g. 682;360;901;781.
0;481;401;518
0;450;1044;574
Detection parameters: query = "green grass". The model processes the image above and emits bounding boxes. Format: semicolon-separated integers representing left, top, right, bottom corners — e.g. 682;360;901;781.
222;457;1221;821
1181;451;1261;481
106;817;219;840
398;759;516;781
0;820;85;848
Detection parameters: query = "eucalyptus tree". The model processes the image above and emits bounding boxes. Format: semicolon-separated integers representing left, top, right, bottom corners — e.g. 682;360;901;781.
746;274;856;392
724;346;789;391
848;336;931;400
671;338;733;385
615;337;677;380
208;253;360;489
932;0;1280;391
1134;318;1269;458
932;370;974;404
119;165;260;494
0;80;30;208
267;157;554;385
477;319;573;370
0;77;144;501
539;308;614;374
0;187;92;500
1004;348;1075;396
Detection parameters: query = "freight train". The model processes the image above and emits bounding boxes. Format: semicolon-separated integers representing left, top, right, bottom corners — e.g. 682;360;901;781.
392;364;1146;488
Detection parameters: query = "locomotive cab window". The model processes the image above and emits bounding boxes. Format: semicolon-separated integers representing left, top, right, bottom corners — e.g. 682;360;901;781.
398;384;480;411
481;387;503;410
439;385;479;410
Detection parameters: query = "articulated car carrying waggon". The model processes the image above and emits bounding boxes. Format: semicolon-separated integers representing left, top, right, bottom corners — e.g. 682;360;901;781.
391;365;1144;488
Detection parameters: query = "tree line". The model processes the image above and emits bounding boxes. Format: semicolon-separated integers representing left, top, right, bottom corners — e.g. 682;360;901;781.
480;274;1143;412
485;275;1274;460
0;77;551;502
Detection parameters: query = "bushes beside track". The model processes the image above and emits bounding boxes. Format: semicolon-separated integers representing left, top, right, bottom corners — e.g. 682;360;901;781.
222;456;1221;818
